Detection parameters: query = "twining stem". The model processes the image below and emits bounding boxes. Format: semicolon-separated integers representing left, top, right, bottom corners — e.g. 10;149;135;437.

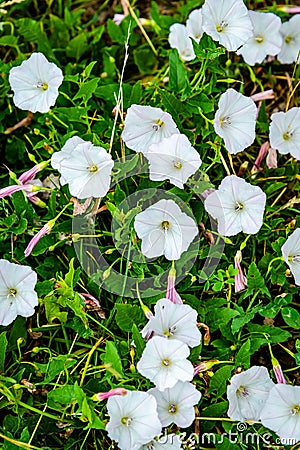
124;0;157;56
80;337;104;387
0;433;42;450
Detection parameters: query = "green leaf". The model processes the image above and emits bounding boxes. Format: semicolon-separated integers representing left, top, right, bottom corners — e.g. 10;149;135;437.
169;49;189;92
73;78;99;103
281;307;300;328
66;33;88;60
247;262;270;297
107;18;125;43
132;323;146;358
0;36;18;46
133;47;156;73
207;365;232;398
47;385;77;407
82;61;97;78
44;295;68;324
0;332;8;373
104;341;124;379
12;217;27;235
116;304;145;332
235;340;251;368
35;280;54;297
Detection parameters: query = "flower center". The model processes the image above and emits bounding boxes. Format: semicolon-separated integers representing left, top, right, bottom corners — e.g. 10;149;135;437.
216;21;228;33
283;130;293;140
162;358;171;367
290;404;300;416
161;220;170;230
234;202;244;212
121;416;132;426
152;119;165;131
88;164;98;173
173;160;183;170
37;81;48;91
289;254;300;262
255;35;264;44
163;325;176;338
219;116;231;127
168;403;178;414
236;386;249;397
7;288;17;297
285;35;293;44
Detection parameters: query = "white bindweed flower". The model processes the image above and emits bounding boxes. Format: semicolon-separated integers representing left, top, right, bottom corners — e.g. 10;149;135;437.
269;107;300;160
278;15;300;64
137;336;194;391
9;52;63;113
141;298;201;348
0;260;38;326
204;175;266;237
122;105;179;155
186;9;203;44
51;136;114;199
227;366;275;421
202;0;253;51
237;11;282;66
281;228;300;286
146;134;202;189
260;384;300;443
214;88;257;154
139;434;182;450
168;23;196;61
106;390;162;450
134;199;198;260
149;381;201;428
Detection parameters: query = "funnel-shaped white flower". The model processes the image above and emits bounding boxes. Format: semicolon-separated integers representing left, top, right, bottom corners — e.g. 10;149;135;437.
146;134;202;189
122;105;179;155
9;53;63;113
51;136;113;199
168;23;196;61
137;336;194;391
106;390;162;450
149;381;201;427
278;15;300;64
0;260;38;326
202;0;253;51
204;175;266;237
237;11;282;65
186;9;203;44
269;107;300;160
260;384;300;443
214;88;257;154
281;228;300;286
134;199;198;260
227;366;275;421
141;298;201;348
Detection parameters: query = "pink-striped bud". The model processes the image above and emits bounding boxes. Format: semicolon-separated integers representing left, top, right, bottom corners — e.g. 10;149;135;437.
166;266;183;304
280;6;300;13
252;141;270;174
194;360;219;376
92;388;127;401
28;195;47;208
272;356;287;384
234;250;247;293
0;184;34;199
266;147;277;169
251;90;274;102
24;220;54;257
18;161;49;184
